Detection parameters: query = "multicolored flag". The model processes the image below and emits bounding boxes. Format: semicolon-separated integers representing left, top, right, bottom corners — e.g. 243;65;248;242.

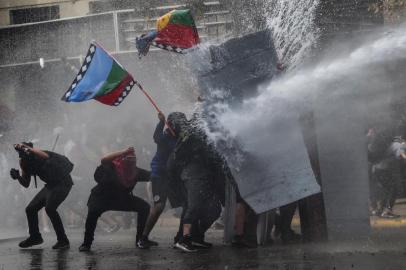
136;9;200;57
62;42;135;106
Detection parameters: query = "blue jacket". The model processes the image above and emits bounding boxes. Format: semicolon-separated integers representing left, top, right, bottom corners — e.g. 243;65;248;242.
150;121;177;177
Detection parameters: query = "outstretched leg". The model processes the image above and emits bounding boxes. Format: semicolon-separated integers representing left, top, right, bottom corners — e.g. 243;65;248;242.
45;183;72;247
110;194;150;243
20;188;47;248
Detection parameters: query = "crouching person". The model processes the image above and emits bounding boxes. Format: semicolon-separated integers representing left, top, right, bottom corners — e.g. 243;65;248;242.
10;142;74;249
79;147;150;252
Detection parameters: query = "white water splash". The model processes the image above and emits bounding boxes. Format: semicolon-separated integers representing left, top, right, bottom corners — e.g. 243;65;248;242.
218;25;406;145
267;0;320;70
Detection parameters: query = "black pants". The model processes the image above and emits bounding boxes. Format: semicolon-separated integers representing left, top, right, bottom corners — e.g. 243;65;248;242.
182;176;221;239
26;182;72;241
151;175;168;205
83;192;150;246
174;203;219;243
374;168;400;209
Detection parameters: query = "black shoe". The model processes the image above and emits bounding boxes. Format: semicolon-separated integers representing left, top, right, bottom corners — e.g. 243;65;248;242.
52;239;70;250
137;236;158;249
19;236;44;248
175;236;197;253
173;235;181;248
78;243;91;252
191;238;213;249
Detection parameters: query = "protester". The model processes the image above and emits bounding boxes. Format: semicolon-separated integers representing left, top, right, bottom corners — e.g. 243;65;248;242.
367;127;387;216
79;147;150;252
167;112;222;252
10;142;74;249
137;112;178;249
372;135;406;218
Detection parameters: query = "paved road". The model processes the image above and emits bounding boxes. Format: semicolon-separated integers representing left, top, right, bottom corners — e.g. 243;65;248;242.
1;228;406;270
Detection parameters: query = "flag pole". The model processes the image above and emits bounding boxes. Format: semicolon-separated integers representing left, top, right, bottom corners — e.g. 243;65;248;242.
94;41;176;137
134;80;176;137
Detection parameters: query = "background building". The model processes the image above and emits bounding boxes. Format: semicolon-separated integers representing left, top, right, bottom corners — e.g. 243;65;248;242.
0;0;93;26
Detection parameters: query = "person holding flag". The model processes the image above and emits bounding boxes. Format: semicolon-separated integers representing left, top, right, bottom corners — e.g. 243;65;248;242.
137;112;179;249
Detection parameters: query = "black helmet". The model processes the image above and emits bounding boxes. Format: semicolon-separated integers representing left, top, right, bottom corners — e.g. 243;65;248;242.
167;112;187;135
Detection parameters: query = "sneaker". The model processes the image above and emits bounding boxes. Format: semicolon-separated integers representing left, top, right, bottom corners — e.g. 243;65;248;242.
173;235;181;248
52;239;70;250
78;243;91;252
381;210;400;219
174;236;197;253
191;238;213;249
137;236;158;249
19;236;44;248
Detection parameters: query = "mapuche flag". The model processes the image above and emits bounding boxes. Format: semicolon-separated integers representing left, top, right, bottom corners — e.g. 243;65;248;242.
136;9;200;56
62;42;135;106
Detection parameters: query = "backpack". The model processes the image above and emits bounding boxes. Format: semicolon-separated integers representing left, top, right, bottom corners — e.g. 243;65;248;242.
36;151;74;185
50;152;74;177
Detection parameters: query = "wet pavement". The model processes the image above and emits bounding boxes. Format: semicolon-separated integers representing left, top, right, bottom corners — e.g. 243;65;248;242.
1;227;406;270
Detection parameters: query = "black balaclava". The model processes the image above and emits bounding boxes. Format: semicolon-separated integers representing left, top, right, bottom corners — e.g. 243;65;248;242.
167;112;188;137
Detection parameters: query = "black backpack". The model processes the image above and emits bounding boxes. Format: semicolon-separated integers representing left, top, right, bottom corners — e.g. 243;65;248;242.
47;151;74;177
36;151;74;185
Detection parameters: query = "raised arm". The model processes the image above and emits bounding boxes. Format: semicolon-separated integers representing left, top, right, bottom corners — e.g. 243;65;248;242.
153;113;166;143
9;159;31;188
101;147;134;165
14;143;49;159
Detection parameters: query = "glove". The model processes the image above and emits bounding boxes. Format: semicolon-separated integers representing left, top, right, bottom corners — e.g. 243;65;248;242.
10;168;20;180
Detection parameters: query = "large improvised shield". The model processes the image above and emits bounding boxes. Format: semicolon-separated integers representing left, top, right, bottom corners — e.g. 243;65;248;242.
196;30;321;213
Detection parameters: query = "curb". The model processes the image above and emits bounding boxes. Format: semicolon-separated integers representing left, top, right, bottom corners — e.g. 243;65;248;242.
291;217;406;227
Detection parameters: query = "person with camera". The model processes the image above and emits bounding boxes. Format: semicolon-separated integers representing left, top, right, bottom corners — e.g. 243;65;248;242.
10;142;74;249
79;147;150;252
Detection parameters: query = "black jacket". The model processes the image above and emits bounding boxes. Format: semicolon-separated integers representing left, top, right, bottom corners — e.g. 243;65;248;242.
28;151;74;188
92;162;150;197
